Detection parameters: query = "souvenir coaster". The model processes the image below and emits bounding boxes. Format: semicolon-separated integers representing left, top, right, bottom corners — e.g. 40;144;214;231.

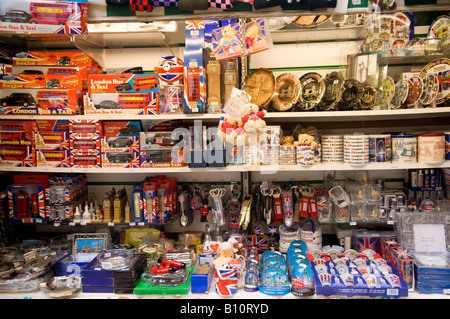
359;85;377;110
390;80;408;109
337;79;363;110
419;58;450;105
406;75;423;107
297;72;325;111
318;71;344;111
375;76;395;107
243;68;275;107
419;73;439;106
272;73;301;111
428;15;450;51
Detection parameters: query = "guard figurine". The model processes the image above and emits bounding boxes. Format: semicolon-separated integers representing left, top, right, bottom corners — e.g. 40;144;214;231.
200;198;209;222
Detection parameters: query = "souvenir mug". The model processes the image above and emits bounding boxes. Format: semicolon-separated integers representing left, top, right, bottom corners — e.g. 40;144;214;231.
214;267;238;297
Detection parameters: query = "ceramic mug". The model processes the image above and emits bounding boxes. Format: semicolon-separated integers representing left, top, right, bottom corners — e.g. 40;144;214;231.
215;267;238;296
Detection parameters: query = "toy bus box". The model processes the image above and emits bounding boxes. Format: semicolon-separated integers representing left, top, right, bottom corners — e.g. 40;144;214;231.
0;0;88;35
0;73;82;92
0;88;80;115
88;74;158;94
0;120;36;167
8;183;46;223
85;74;159;115
35;130;69;150
69;119;102;140
13;51;93;67
36;148;70;167
70;137;101;156
70;154;101;168
36;119;69;132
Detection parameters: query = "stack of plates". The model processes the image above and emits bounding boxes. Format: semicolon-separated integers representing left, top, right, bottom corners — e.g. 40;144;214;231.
321;135;344;163
344;134;369;166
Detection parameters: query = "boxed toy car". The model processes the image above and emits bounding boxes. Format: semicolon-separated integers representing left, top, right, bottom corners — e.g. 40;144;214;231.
85;74;159;115
0;73;82;115
69;119;101;168
101;121;140;168
0;120;36;167
139;131;185;168
35;120;70;167
0;0;88;35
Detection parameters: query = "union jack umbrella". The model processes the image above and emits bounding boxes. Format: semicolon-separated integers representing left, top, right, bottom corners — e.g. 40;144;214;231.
215;268;237;296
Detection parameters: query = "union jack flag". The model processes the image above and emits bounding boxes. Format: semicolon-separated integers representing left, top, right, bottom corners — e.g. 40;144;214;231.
163;86;183;113
244;235;269;253
316;196;328;213
185;20;205;30
215;268;237;296
55;3;86;35
357;237;379;253
268;226;277;236
254;226;261;235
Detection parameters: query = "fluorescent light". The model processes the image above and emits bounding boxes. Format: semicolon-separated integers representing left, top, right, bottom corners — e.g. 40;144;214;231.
87;21;178;33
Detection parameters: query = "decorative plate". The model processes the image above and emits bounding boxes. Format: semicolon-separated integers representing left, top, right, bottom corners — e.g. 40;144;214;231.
390;80;408;109
406;75;423;107
337;79;363;110
428;15;450;51
419;73;439;106
375;76;395;107
419;58;450;105
272;73;301;111
318;71;344;111
243;68;276;107
297;72;325;111
359;85;377;110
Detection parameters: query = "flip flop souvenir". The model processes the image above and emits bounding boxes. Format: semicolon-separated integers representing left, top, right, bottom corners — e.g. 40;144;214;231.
297;72;325;111
390;80;408;109
406;75;423;107
243;68;276;107
359;85;377;110
317;71;344;111
336;79;363;110
428;15;450;51
374;76;395;108
419;58;450;105
419;73;439;106
272;73;301;111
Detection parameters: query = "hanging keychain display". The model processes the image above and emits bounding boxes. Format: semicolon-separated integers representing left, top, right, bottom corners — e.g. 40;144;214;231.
272;185;283;223
281;185;294;226
299;186;318;218
210;187;227;226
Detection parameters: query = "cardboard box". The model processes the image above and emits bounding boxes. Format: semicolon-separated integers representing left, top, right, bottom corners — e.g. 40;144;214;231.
8;183;46;223
101;121;140;168
0;120;36;167
0;0;88;35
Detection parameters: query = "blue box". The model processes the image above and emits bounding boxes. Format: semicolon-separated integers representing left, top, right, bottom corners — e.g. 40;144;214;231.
190;258;214;294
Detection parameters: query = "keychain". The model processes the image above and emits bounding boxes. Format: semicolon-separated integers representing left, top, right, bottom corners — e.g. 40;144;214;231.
189;184;203;210
260;183;273;225
178;190;189;226
252;185;262;223
272;185;283;223
292;186;301;222
281;185;294;226
226;184;241;215
239;194;253;231
210;187;227;226
200;198;209;222
299;186;318;218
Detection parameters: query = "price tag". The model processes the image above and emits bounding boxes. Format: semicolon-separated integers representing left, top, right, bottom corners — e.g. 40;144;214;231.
350;221;357;226
138;222;145;226
69;222;75;226
80;222;87;226
54;223;60;227
108;222;114;226
129;222;136;226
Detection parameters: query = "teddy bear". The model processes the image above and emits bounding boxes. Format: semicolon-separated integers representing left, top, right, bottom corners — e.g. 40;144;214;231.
217;114;249;146
218;25;239;53
240;103;267;135
280;135;295;146
217;248;235;259
293;133;317;148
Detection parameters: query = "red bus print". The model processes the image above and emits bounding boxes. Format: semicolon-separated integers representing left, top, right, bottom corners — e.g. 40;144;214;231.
29;2;72;25
36;90;68;109
39;132;65;145
118;93;149;109
73;155;97;166
71;123;97;134
186;68;201;101
72;140;97;150
133;75;157;91
40;150;64;161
